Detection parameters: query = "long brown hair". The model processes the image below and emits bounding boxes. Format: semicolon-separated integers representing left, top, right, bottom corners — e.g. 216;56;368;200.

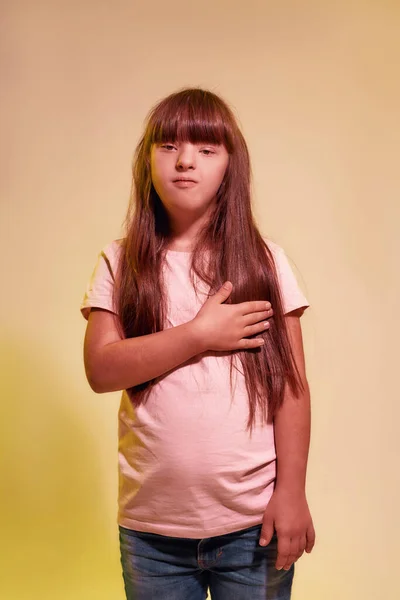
114;87;303;433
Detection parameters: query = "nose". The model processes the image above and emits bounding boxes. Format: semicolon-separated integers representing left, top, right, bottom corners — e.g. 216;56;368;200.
176;143;196;170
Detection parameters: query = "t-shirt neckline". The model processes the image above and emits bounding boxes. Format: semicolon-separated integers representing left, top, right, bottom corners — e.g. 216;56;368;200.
166;248;192;256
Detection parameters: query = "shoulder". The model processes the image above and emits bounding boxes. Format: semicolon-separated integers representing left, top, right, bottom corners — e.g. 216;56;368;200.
99;238;124;273
261;236;310;315
261;236;285;260
101;238;124;258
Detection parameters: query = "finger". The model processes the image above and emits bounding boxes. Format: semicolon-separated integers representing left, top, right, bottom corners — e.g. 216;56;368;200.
305;525;316;553
238;336;265;350
241;300;272;315
259;521;274;547
282;558;294;571
275;535;291;570
282;538;299;571
243;309;273;326
296;535;307;560
243;321;270;337
299;534;307;553
213;281;233;303
295;549;304;563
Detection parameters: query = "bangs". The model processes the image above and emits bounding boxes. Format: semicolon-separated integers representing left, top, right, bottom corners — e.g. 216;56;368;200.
147;89;234;151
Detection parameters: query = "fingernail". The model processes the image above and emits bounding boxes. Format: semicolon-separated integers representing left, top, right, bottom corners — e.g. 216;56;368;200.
259;538;267;546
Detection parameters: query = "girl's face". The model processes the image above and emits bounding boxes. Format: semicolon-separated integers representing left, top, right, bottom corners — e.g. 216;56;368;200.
150;141;229;223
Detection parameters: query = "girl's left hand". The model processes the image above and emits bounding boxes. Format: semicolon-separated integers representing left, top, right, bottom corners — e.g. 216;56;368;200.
258;489;316;570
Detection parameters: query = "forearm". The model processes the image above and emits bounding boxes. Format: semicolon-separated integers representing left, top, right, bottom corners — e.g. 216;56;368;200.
273;380;311;494
90;321;205;393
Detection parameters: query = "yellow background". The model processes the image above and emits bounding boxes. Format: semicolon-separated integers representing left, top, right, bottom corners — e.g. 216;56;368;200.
1;1;399;598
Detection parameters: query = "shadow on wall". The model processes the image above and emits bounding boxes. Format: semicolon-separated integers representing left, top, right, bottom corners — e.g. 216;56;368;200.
0;337;124;600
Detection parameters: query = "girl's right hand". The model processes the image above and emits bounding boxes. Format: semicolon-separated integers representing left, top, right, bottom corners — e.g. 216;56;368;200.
191;281;273;352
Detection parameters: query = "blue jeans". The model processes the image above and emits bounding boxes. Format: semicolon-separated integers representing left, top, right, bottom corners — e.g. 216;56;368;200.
119;523;294;599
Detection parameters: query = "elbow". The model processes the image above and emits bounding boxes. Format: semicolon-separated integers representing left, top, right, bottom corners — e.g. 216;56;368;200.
86;369;107;394
84;346;113;393
88;378;106;394
84;359;111;394
83;347;139;393
85;363;128;394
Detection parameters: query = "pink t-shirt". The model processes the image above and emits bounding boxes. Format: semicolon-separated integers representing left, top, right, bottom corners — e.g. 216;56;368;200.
80;239;309;539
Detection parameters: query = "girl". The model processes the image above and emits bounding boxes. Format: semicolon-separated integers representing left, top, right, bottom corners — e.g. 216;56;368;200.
81;87;315;600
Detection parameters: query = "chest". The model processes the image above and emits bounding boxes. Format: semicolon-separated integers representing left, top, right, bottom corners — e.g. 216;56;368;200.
163;256;210;327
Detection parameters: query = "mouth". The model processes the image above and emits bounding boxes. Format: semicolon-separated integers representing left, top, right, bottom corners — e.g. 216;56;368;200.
173;178;198;188
173;178;198;183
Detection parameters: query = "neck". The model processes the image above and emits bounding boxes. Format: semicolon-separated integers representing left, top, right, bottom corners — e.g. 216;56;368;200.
167;205;215;252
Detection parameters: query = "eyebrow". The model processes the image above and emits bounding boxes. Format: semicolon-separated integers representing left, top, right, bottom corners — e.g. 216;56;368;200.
159;141;220;147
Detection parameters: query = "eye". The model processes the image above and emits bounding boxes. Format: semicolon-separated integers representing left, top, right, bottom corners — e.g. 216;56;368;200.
200;148;215;156
160;143;176;151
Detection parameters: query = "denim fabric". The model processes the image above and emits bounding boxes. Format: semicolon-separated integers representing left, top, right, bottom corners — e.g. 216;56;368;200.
119;523;294;599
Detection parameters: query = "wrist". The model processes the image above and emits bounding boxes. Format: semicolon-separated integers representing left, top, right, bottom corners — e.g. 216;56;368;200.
186;318;209;354
274;481;307;497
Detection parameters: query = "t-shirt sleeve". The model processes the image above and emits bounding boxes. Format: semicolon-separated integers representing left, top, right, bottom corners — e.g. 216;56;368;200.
267;241;310;315
80;241;121;321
